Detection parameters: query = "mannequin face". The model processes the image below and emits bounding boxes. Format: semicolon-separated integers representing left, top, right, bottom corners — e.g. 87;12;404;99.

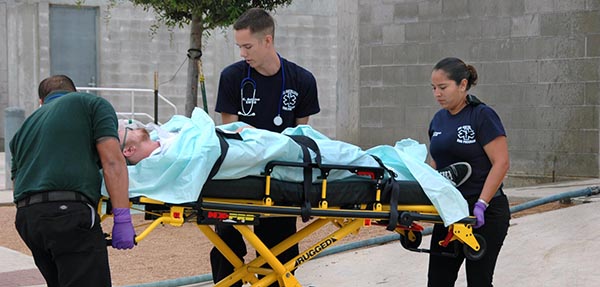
431;69;468;115
119;128;155;165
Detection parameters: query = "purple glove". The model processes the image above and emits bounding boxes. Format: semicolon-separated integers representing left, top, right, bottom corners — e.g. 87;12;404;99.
112;208;135;249
473;200;487;229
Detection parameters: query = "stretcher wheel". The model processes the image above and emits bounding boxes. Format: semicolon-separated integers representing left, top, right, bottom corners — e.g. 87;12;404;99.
463;233;486;261
399;230;422;249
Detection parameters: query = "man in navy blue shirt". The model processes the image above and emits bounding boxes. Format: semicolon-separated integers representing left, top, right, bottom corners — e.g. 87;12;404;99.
213;8;320;286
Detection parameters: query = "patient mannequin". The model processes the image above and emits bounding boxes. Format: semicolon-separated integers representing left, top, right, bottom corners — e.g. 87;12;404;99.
119;128;167;165
119;127;471;187
119;124;253;165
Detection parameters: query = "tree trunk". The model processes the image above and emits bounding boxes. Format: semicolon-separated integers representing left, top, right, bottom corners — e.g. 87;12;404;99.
185;14;203;117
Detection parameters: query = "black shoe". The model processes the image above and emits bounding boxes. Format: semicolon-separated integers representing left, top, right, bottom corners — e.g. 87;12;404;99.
438;162;472;187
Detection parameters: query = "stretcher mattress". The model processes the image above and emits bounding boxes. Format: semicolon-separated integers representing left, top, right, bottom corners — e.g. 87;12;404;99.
201;176;430;207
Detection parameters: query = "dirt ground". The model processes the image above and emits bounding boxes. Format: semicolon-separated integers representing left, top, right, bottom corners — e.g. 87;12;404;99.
0;200;572;286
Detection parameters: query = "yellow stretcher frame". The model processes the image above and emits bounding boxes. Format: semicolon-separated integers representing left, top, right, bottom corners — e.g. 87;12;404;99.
99;161;485;286
99;196;484;287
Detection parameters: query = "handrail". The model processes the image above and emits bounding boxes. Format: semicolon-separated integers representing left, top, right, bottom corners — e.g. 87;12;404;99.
76;87;178;124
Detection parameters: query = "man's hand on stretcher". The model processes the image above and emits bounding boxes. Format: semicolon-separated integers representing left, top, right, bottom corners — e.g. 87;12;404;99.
111;208;136;249
97;136;136;249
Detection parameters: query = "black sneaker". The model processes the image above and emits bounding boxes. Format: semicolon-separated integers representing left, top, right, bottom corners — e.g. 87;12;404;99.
438;162;472;187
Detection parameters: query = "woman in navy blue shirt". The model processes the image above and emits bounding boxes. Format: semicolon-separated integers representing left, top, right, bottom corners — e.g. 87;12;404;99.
427;57;510;287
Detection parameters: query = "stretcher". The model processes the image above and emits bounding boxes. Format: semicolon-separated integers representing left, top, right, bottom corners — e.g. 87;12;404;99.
100;161;486;287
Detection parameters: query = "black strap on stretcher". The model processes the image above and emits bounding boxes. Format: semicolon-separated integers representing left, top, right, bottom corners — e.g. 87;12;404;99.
197;129;243;213
151;129;241;221
287;135;322;222
205;132;399;229
205;131;321;224
207;129;243;180
368;155;402;231
384;178;401;231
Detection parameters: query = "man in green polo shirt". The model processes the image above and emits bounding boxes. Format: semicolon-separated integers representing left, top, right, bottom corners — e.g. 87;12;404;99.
10;75;135;286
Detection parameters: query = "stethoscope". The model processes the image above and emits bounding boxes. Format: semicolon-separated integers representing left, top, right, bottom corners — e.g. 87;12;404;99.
238;54;285;126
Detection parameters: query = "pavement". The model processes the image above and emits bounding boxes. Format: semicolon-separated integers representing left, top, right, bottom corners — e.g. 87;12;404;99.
1;150;600;286
0;152;46;287
296;182;600;287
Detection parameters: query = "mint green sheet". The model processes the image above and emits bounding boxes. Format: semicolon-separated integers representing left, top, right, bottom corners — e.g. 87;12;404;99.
103;108;468;226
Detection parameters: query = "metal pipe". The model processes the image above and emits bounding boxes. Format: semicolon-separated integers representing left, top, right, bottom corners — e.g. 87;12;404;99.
130;90;135;119
509;186;599;214
76;87;178;117
122;274;212;287
154;71;159;124
4;107;25;187
198;58;208;113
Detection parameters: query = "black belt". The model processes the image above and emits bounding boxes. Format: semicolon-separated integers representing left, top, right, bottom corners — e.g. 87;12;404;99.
17;191;91;208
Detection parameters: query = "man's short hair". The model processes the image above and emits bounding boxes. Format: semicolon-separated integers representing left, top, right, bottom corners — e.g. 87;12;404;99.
38;75;76;100
233;8;275;38
124;128;151;147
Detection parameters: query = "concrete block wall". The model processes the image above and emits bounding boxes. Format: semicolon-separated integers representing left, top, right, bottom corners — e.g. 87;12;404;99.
0;0;340;143
358;0;600;187
93;0;339;134
270;0;339;136
95;3;191;124
0;2;7;150
0;1;41;151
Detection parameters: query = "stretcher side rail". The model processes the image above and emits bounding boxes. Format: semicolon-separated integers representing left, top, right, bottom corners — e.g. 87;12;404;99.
262;160;387;215
199;199;476;225
264;160;387;180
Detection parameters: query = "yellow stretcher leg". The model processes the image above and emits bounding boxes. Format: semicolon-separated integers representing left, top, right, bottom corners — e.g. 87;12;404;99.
211;219;330;287
199;218;363;287
284;218;363;270
245;218;330;273
197;225;258;286
451;223;480;251
438;224;480;251
248;218;364;287
236;225;300;287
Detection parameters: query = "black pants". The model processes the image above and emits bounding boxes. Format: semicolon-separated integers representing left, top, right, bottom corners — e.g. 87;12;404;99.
210;217;299;287
15;201;111;287
427;194;510;287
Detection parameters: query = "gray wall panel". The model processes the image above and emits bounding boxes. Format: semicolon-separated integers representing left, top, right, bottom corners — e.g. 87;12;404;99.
359;0;600;185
